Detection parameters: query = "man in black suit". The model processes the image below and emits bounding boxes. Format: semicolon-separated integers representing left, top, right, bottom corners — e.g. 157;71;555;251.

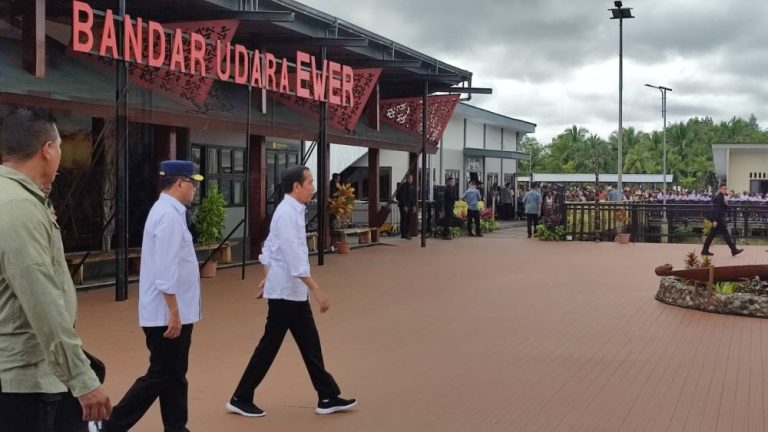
396;174;416;239
702;183;743;257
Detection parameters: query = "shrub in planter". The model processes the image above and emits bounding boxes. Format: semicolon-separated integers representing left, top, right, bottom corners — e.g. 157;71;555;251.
193;184;226;276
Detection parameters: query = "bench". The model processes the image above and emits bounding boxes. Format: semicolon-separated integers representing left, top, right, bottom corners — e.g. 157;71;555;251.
65;241;238;285
331;228;378;245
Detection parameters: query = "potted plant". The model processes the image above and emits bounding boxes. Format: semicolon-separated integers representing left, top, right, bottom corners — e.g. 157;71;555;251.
615;208;631;244
329;183;355;254
193;183;226;277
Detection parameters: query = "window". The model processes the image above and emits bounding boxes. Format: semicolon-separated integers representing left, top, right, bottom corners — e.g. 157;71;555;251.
234;150;245;173
221;149;232;173
193;144;246;207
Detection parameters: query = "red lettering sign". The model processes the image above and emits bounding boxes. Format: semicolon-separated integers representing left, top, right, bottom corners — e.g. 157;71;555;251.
69;1;355;107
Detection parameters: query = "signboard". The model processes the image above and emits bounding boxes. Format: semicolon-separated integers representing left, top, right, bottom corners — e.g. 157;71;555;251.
71;0;355;107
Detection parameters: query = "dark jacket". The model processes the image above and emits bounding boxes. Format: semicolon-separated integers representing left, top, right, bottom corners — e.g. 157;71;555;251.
397;182;416;208
444;186;457;213
709;193;728;221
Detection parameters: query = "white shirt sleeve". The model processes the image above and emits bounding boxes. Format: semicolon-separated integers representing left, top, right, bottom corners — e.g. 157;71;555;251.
152;213;184;295
276;211;310;278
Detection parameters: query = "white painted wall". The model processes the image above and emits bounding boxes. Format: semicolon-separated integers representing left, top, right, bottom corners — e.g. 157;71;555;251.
485;125;502;150
465;119;484;148
442;116;464;151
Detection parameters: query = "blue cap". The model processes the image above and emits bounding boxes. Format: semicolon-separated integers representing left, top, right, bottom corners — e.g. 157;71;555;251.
159;160;204;181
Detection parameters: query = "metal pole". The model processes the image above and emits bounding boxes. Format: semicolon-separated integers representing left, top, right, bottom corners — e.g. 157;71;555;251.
617;15;624;197
662;88;667;208
317;46;328;264
661;87;668;241
242;55;252;280
421;80;428;247
115;0;128;301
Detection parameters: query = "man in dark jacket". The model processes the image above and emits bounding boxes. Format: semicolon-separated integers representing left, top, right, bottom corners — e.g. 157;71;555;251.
441;177;457;239
396;174;416;239
702;183;743;257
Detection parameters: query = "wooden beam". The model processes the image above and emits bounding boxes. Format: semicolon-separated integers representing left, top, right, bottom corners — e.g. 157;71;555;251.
249;135;267;258
408;152;418;238
22;0;45;78
368;148;380;242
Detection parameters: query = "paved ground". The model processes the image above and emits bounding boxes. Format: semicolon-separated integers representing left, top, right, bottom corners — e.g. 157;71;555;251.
76;229;768;431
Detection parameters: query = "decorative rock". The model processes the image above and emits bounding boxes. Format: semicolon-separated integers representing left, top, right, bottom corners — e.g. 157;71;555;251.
656;277;768;319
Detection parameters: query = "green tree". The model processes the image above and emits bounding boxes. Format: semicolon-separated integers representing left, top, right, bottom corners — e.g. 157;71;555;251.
519;135;547;174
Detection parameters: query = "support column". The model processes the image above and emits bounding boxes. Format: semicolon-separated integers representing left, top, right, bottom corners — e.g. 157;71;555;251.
248;135;267;258
420;82;428;247
22;0;45;78
408;152;418;238
368;148;380;242
115;0;129;302
318;46;329;264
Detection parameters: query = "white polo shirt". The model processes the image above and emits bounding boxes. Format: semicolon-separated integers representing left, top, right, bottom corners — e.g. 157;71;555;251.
259;194;311;301
138;193;201;327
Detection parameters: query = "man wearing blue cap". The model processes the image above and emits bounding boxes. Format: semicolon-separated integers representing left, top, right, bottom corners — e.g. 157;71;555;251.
91;160;203;432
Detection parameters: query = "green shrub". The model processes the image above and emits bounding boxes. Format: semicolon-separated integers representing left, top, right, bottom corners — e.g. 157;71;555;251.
193;184;226;245
536;224;566;241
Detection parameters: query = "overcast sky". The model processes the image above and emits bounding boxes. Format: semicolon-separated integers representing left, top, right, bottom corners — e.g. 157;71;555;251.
299;0;768;144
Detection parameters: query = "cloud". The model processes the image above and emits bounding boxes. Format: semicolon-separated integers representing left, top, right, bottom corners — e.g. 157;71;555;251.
298;0;768;145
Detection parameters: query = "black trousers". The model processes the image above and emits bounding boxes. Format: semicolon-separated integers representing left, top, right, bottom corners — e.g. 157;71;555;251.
232;299;340;402
702;218;737;252
399;206;413;237
102;324;193;432
526;213;540;237
501;203;512;220
467;209;481;235
0;391;85;432
441;210;452;238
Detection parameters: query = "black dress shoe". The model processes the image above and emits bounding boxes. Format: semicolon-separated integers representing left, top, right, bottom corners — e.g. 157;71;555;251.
732;248;744;256
701;251;714;256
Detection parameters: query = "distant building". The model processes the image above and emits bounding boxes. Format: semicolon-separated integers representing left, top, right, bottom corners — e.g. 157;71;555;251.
712;143;768;194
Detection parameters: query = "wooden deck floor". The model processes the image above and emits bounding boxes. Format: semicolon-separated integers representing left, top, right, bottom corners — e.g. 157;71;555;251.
75;234;768;431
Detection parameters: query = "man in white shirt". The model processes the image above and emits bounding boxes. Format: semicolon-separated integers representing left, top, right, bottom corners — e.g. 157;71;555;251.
91;160;203;432
226;165;356;418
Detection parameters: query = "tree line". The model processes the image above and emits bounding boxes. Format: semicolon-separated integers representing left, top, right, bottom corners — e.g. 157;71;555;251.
518;115;768;190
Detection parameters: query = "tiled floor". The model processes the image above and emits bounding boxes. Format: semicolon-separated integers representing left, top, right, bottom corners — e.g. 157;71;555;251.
76;233;768;431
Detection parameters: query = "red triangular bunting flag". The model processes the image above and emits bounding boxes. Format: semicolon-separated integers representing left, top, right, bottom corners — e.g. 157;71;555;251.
380;95;460;144
129;20;239;108
276;68;382;133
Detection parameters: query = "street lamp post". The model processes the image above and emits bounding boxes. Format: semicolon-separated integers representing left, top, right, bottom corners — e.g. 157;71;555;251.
609;1;634;197
645;83;671;241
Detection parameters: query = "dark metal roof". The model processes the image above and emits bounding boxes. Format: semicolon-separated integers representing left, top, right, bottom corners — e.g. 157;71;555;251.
463;147;530;161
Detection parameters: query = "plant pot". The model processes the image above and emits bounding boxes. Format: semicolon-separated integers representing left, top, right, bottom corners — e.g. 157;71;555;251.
617;233;631;244
200;260;218;278
336;241;350;254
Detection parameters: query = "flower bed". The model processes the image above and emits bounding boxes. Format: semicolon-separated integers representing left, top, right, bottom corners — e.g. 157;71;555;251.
655;251;768;318
656;277;768;318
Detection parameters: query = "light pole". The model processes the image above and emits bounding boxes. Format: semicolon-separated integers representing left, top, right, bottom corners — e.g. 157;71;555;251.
645;83;671;241
609;1;634;196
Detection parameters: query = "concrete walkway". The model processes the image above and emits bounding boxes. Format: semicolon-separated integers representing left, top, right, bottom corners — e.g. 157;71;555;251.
76;233;768;431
